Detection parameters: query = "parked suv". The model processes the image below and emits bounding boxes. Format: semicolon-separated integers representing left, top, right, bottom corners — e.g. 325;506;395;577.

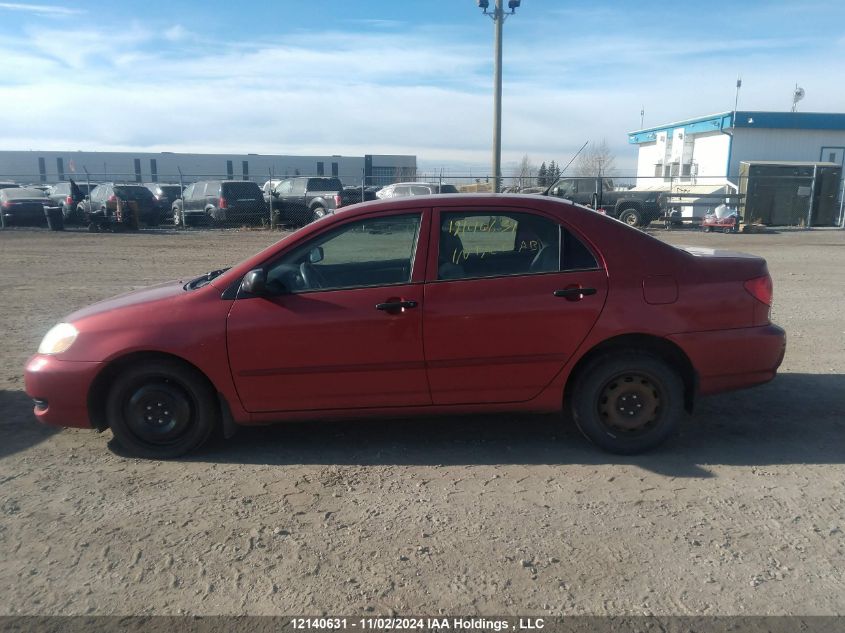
145;183;183;224
173;180;266;226
270;177;362;226
376;182;459;199
48;180;96;223
78;183;158;230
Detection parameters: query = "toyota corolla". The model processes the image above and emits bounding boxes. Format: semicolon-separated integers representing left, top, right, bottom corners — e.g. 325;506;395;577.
25;195;786;458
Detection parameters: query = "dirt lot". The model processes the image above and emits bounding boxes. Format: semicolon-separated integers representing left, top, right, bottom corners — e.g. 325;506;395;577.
0;225;843;616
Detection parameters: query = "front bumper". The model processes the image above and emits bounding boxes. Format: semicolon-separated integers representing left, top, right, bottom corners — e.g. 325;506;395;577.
668;324;786;395
24;355;102;428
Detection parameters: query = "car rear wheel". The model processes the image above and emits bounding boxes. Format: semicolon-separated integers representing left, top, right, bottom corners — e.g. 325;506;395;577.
106;359;218;459
570;352;684;454
311;206;327;223
618;208;643;227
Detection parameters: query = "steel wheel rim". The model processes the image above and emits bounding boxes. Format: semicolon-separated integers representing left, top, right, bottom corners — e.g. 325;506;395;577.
123;380;194;445
623;212;638;226
597;371;663;435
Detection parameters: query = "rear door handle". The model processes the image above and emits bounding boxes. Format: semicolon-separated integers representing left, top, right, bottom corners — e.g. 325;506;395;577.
553;287;597;299
376;300;418;312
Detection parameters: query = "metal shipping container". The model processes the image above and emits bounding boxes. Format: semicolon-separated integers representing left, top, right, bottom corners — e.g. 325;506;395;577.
739;161;842;226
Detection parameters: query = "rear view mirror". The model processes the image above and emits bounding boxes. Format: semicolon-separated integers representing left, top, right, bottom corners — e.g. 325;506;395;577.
309;246;324;264
239;269;266;296
550;187;560;197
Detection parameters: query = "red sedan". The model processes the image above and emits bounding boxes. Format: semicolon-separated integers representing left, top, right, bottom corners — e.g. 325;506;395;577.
24;195;785;458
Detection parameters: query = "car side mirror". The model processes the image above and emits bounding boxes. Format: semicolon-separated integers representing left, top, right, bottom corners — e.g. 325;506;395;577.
271;191;279;198
239;269;266;296
309;246;324;264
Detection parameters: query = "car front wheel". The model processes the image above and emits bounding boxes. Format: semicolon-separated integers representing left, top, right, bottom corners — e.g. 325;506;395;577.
570;352;684;454
106;359;218;458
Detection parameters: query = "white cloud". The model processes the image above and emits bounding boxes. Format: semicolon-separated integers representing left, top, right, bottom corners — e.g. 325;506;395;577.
0;2;83;16
164;24;188;42
0;15;843;177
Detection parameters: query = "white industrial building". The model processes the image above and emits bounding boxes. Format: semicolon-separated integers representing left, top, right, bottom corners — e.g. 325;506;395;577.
0;150;417;187
628;111;845;187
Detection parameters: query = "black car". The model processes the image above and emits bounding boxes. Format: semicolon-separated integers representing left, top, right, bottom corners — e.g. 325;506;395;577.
48;180;96;222
0;187;62;229
271;177;363;226
173;180;266;226
78;183;159;230
145;183;184;223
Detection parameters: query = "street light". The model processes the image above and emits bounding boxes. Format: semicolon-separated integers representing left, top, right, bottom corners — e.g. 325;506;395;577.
477;0;521;193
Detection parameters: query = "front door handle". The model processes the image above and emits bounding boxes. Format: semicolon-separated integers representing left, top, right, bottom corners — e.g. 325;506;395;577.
376;300;418;312
553;287;597;300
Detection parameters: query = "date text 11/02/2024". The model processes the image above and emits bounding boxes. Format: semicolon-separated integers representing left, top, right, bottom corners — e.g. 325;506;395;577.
290;618;546;630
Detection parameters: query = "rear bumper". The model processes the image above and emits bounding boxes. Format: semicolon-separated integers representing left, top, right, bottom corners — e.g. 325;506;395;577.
669;324;786;395
24;355;102;429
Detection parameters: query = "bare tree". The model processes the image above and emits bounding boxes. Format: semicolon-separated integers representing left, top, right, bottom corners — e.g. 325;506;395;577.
510;154;537;190
572;140;617;177
393;165;417;183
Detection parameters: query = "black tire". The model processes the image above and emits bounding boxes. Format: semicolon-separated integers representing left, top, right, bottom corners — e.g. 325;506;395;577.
310;206;327;223
87;222;100;233
106;359;218;459
618;207;642;227
570;352;684;454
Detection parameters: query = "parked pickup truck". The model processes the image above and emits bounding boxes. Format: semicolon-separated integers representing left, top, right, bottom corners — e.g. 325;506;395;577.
543;177;665;227
270;177;364;226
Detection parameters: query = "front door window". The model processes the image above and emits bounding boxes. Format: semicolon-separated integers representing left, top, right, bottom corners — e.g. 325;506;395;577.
266;214;422;293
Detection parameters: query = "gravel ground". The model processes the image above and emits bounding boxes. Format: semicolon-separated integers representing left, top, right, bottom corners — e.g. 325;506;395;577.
0;225;843;616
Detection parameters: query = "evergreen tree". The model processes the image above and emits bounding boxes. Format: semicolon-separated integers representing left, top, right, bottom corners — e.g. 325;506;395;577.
537;162;548;187
548;160;560;183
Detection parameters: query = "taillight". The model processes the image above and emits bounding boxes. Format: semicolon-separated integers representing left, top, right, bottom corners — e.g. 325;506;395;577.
744;275;773;306
65;196;73;205
334;194;342;208
218;197;227;209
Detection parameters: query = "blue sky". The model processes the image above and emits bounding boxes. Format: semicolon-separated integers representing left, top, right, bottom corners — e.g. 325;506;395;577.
1;0;844;175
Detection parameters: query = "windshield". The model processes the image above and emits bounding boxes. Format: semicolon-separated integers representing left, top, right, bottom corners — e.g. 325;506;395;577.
4;188;47;199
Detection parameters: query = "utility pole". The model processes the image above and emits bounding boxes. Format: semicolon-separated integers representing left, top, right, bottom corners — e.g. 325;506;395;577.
477;0;520;193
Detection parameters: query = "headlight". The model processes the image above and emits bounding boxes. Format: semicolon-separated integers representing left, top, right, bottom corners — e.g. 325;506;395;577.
38;323;78;355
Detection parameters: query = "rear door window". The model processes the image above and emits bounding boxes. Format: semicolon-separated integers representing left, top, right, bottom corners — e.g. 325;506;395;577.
437;211;560;280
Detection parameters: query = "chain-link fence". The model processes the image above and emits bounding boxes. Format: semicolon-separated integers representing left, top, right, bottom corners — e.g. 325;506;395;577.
2;168;843;230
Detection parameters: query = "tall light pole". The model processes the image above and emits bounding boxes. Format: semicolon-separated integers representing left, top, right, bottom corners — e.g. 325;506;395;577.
477;0;520;193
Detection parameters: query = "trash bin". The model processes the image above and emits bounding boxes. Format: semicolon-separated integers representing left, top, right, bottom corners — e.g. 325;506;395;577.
45;206;65;231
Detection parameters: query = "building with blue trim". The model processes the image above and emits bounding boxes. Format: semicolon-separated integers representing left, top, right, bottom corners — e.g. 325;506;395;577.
628;111;845;186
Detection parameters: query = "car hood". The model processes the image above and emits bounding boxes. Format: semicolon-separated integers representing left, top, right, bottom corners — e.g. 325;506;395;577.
66;280;186;323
